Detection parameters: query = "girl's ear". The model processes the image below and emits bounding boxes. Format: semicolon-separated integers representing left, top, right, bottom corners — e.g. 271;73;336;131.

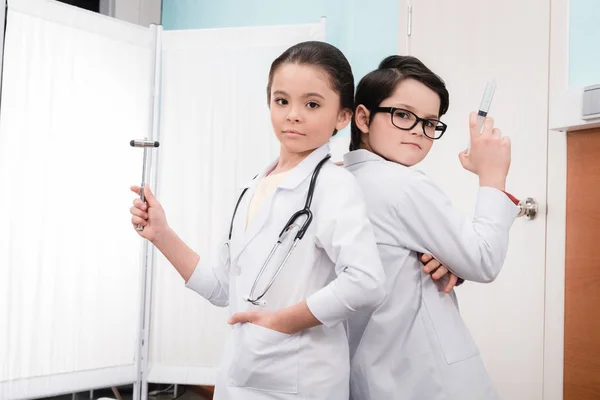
335;108;353;132
355;105;371;134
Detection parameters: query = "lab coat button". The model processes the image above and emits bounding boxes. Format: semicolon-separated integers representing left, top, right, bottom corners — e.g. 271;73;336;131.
234;266;241;276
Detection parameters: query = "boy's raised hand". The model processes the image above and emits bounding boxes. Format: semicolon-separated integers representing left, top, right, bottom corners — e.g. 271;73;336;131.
459;112;511;191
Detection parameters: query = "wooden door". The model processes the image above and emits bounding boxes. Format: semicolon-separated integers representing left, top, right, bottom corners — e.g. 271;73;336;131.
565;129;600;399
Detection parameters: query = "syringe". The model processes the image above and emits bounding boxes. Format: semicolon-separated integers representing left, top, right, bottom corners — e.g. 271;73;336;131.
468;80;496;155
476;80;496;131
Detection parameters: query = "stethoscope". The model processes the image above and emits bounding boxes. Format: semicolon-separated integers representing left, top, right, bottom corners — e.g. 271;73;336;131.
228;154;331;306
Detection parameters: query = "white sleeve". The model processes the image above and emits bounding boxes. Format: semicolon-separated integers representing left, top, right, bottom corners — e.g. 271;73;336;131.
185;238;230;307
306;175;386;327
394;175;519;283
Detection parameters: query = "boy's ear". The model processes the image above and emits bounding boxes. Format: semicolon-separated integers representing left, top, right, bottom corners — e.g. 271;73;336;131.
355;105;371;134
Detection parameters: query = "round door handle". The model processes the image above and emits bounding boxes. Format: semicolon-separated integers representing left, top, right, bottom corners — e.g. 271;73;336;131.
517;197;538;220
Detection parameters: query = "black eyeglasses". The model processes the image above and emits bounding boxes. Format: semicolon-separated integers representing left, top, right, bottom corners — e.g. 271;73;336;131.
372;107;447;140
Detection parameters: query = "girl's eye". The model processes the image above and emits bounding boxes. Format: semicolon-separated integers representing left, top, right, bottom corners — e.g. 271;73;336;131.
275;98;288;105
306;101;320;109
396;111;410;119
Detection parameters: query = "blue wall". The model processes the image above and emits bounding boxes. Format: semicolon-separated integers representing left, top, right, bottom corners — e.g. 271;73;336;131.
161;0;400;83
569;0;600;87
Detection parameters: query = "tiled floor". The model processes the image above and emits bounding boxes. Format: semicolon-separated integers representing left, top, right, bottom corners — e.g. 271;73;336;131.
42;385;210;400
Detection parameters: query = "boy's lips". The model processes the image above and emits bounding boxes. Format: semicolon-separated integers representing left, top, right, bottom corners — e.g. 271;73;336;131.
401;142;421;149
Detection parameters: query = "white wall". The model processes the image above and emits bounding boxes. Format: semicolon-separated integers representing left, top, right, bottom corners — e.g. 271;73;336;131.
114;0;161;27
549;0;600;132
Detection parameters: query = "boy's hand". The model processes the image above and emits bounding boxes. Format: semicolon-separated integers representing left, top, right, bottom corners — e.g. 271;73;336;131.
459;112;511;191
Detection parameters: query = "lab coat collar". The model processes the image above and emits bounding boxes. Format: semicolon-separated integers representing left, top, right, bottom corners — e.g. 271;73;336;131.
241;159;278;189
241;143;331;190
343;149;384;167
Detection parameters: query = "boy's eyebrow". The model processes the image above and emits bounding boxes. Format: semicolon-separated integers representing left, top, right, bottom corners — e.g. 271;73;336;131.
272;90;325;100
394;103;439;119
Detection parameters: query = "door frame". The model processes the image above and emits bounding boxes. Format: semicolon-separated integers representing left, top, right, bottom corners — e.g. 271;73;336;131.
545;4;568;398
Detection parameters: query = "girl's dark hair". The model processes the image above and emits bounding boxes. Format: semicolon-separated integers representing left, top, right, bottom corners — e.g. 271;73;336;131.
349;55;449;150
267;41;354;135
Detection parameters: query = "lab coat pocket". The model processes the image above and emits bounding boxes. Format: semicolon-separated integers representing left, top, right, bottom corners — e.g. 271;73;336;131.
228;323;299;393
422;286;480;365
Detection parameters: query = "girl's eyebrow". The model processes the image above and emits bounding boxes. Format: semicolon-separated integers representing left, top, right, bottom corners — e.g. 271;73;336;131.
304;92;325;100
273;90;325;100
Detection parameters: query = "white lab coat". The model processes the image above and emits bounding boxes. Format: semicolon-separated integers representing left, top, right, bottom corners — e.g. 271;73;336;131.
344;150;519;400
186;144;386;400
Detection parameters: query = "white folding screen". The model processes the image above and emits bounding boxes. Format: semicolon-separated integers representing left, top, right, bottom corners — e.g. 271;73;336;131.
0;0;155;398
146;22;326;386
0;0;6;94
0;0;327;397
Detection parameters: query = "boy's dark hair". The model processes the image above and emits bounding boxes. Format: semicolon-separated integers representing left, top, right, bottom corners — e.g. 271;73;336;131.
349;55;449;151
267;41;354;135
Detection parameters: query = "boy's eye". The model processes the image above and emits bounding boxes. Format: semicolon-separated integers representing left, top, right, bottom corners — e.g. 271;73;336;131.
424;120;435;128
275;98;288;105
306;101;320;109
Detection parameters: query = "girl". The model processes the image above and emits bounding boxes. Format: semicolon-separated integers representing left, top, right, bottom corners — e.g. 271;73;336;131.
345;55;519;399
129;41;386;400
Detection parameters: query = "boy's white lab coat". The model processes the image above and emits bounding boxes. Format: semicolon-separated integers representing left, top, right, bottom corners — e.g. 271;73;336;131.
186;144;386;400
344;150;519;400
